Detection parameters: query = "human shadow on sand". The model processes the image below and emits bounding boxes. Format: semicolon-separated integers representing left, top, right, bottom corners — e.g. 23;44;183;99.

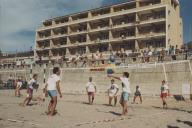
108;111;122;116
82;102;91;105
102;104;114;107
167;125;179;128
177;119;192;126
19;103;38;107
173;95;185;101
152;106;192;114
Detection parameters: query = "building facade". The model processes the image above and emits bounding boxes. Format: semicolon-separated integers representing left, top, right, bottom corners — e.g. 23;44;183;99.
35;0;183;61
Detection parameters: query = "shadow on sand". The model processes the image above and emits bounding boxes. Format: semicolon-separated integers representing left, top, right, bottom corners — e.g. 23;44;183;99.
177;119;192;127
108;111;122;116
167;125;179;128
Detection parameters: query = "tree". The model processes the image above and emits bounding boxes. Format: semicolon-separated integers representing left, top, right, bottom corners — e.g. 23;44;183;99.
0;49;2;57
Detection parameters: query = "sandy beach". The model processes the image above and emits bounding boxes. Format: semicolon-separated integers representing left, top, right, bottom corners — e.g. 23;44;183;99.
0;90;192;128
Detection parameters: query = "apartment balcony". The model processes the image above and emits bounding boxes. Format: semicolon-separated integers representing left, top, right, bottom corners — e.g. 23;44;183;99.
110;35;135;43
49;55;63;60
89;26;109;33
51;44;62;49
35;46;51;51
37;4;166;32
37;30;67;41
67;41;87;48
69;30;87;36
51;33;68;40
72;12;88;21
53;17;69;25
36;35;51;41
63;38;109;48
136;32;165;40
41;56;50;61
112;22;135;30
51;42;67;49
93;38;109;44
113;1;136;12
139;0;161;7
137;17;165;26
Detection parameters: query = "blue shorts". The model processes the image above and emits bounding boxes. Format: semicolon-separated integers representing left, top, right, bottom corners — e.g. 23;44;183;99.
120;92;129;102
48;90;57;98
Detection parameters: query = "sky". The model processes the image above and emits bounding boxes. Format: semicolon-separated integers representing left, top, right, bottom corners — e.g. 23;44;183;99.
0;0;191;52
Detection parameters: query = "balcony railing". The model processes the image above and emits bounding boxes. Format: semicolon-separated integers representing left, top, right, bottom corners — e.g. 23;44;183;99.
36;46;51;51
69;30;87;36
89;26;109;33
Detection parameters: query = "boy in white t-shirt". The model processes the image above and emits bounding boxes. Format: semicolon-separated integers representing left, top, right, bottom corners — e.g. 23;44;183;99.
108;72;131;116
86;77;97;105
45;67;62;116
108;79;119;106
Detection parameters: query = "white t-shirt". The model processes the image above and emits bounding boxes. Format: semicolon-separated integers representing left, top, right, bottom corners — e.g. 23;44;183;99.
120;77;131;93
28;78;36;90
17;81;22;88
161;84;169;93
86;82;96;92
47;74;60;91
108;84;119;96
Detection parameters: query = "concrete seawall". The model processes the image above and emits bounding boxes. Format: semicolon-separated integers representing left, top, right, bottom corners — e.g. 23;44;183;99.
0;60;192;96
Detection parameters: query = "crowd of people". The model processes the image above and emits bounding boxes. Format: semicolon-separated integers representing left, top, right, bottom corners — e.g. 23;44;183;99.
0;45;190;69
40;45;190;68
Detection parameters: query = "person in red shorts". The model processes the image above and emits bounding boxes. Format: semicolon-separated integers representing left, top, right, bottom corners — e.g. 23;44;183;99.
160;80;170;109
86;77;97;105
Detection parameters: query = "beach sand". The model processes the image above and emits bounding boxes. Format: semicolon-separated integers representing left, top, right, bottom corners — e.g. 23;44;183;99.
0;90;192;128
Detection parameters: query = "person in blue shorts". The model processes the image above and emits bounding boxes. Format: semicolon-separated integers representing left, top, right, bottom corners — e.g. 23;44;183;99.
45;67;62;116
108;72;131;116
